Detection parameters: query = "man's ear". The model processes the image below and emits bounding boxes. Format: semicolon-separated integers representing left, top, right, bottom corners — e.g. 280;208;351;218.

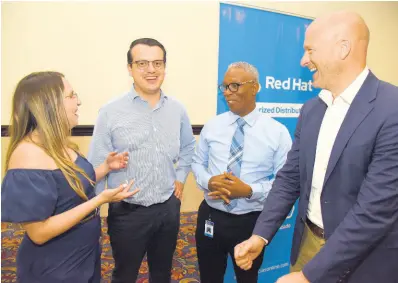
252;82;261;96
339;39;351;60
127;64;133;77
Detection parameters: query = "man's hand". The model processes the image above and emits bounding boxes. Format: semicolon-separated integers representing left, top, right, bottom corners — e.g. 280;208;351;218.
208;174;232;203
210;172;252;198
276;271;309;283
234;235;266;270
174;181;184;200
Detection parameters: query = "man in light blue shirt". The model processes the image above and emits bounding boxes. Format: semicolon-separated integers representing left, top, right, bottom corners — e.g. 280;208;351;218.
192;62;292;283
88;38;195;283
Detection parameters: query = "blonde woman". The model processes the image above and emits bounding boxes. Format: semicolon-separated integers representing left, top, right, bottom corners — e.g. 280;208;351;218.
1;71;139;283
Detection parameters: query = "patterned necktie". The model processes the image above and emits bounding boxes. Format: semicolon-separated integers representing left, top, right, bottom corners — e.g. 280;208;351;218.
225;118;246;212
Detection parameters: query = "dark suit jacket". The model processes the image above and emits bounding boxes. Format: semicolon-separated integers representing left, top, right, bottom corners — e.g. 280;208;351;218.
253;71;398;283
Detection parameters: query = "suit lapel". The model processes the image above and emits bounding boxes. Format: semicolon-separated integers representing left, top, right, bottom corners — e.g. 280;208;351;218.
323;72;378;187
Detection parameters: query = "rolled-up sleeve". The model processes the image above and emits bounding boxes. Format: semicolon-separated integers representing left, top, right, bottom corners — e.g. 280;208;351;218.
175;107;196;183
88;109;114;194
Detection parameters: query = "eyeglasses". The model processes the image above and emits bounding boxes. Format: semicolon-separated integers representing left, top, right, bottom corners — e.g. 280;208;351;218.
218;80;255;93
131;60;165;70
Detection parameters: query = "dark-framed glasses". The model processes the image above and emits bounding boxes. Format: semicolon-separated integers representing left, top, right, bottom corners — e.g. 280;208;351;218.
218;80;255;93
132;60;165;70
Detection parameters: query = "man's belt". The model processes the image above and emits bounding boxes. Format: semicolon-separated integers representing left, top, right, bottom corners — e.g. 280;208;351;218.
306;218;325;239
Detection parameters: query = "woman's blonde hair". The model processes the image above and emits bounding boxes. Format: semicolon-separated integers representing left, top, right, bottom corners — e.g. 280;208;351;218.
6;71;94;200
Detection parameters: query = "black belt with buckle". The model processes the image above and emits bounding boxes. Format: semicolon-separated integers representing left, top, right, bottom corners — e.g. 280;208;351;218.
306;218;325;238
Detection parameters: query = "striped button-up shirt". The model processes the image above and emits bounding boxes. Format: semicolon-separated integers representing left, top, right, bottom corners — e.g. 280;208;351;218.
88;86;195;206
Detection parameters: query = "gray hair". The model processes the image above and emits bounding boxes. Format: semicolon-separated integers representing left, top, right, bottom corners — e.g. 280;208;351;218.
227;62;259;82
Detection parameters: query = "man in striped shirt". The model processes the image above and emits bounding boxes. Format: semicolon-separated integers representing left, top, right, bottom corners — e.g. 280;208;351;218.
88;38;195;283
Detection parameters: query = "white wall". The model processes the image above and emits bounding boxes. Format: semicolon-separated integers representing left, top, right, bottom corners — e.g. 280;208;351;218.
2;1;398;125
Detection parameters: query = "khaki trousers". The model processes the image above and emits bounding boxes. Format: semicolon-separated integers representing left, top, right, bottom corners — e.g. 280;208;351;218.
290;221;326;272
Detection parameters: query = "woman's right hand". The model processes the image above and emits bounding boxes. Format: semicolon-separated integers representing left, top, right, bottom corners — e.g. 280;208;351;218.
98;181;139;204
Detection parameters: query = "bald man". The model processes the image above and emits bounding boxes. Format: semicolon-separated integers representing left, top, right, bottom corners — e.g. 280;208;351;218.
234;11;398;283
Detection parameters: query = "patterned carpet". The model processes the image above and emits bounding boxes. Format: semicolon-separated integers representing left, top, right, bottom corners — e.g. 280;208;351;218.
1;212;200;283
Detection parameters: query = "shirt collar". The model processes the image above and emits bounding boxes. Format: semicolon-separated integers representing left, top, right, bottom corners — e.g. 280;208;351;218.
319;66;369;106
129;84;168;102
228;108;260;127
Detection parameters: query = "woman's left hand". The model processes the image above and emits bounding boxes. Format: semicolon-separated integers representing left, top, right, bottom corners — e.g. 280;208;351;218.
106;151;129;171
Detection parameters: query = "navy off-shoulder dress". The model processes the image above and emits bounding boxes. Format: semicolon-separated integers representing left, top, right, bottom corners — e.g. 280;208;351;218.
1;154;101;283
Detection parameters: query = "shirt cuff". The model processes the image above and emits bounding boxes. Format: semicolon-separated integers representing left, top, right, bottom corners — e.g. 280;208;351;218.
248;183;265;200
176;168;189;184
198;172;212;191
255;234;269;245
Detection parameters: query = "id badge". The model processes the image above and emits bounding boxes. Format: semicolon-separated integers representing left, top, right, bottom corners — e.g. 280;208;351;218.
204;220;214;238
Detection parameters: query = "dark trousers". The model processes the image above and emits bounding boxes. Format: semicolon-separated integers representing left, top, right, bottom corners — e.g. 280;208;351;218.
107;194;181;283
195;200;265;283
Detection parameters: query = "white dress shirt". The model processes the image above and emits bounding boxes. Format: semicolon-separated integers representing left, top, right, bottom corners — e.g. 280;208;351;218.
307;67;370;229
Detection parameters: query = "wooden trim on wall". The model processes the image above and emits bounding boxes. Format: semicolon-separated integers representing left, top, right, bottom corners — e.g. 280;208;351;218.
1;125;204;137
